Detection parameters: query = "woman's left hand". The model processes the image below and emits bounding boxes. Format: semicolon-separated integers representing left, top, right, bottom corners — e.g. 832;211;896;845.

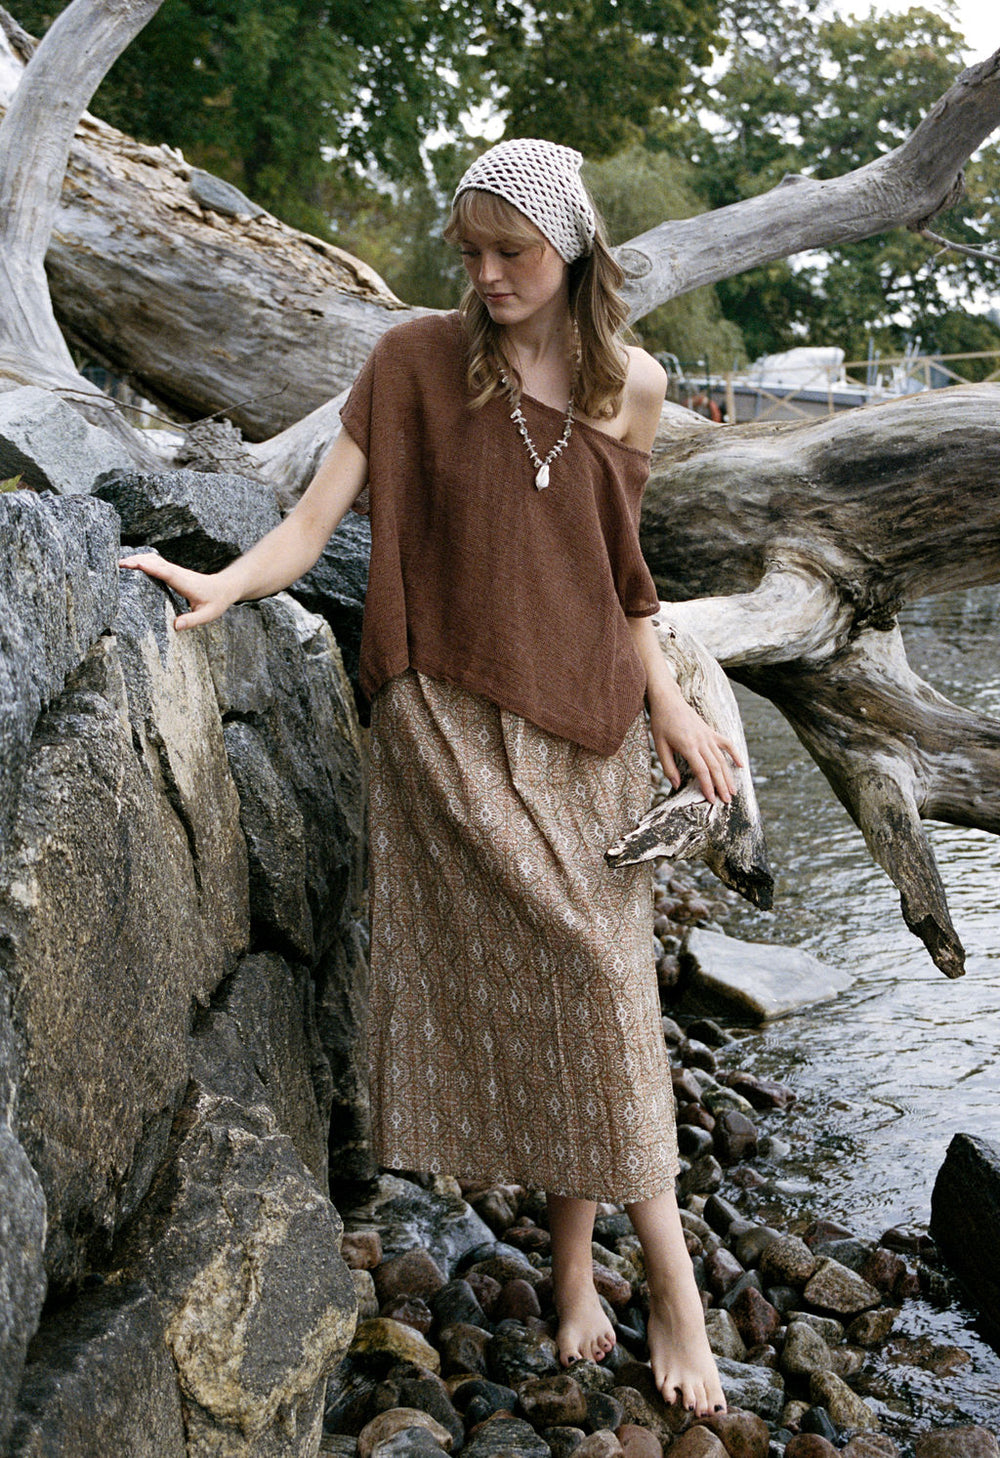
647;683;742;806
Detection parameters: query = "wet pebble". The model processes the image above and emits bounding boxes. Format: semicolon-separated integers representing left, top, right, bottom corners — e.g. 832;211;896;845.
807;1371;879;1430
517;1373;588;1427
369;1429;450;1458
780;1321;833;1379
485;1325;561;1384
759;1236;818;1288
576;1432;624;1457
437;1321;491;1376
617;1422;663;1458
714;1110;759;1166
465;1271;502;1316
462;1413;552;1456
353;1269;381;1320
728;1287;782;1349
913;1433;1000;1458
670;1427;730;1458
680;1038;719;1074
373;1373;463;1450
351;1318;442;1376
706;1246;746;1298
679;1124;716;1159
704;1308;747;1362
784;1437;839;1458
697;1409;771;1458
722;1073;796;1111
846;1306;896;1347
678;1154;724;1200
380;1296;434;1335
841;1437;899;1458
678;1102;717;1132
358;1409;454;1458
343;1231;384;1270
684;1018;737;1048
374;1249;448;1306
495;1277;543;1323
802;1259;880;1316
586;1390;625;1433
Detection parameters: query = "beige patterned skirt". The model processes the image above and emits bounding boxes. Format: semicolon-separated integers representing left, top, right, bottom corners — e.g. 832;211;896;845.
367;670;679;1203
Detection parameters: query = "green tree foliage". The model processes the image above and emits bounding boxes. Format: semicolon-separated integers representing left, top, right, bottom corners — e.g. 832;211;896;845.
684;1;1000;359
14;0;721;235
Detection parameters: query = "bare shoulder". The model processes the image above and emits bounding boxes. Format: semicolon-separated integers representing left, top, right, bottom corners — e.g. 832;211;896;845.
622;346;667;451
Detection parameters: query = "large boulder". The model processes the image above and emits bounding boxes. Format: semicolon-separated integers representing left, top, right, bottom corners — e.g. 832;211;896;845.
10;1007;357;1458
0;387;132;494
930;1133;1000;1339
680;928;851;1021
0;623;246;1290
7;1283;186;1458
291;512;371;698
0;1122;47;1453
205;594;365;962
94;467;281;570
0;490;119;857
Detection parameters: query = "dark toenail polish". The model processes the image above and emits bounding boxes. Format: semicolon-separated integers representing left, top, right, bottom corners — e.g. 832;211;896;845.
714;1404;724;1412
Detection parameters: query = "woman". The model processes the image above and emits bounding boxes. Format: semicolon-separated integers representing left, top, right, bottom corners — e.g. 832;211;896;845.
122;138;736;1417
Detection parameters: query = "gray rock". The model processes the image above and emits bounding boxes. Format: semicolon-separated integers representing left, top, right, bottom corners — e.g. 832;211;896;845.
205;594;369;1175
7;1283;185;1458
681;929;851;1022
96;466;281;571
787;1311;845;1345
704;1308;747;1362
0;387;132;494
930;1132;1000;1338
462;1416;552;1456
0;491;119;858
189;169;265;218
714;1357;786;1422
0;627;246;1288
116;1072;357;1455
205;595;364;961
780;1321;834;1378
914;1430;1000;1458
802;1259;880;1316
215;952;333;1188
292;512;371;695
0;1122;47;1450
342;1175;494;1279
808;1371;880;1430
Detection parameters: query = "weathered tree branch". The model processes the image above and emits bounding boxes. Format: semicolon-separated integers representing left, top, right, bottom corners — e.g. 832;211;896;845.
0;0;163;456
639;386;1000;975
618;47;1000;319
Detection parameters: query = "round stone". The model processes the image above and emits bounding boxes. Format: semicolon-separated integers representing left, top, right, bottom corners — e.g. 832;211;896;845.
359;1408;454;1458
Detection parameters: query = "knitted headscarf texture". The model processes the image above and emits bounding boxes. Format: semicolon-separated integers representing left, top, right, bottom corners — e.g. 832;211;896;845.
453;138;597;263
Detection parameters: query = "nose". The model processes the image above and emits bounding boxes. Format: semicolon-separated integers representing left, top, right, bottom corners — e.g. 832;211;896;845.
477;250;504;284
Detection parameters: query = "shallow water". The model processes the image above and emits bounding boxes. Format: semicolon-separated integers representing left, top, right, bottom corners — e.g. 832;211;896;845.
712;585;1000;1432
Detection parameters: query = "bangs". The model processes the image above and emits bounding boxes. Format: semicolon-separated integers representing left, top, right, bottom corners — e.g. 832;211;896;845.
443;189;546;250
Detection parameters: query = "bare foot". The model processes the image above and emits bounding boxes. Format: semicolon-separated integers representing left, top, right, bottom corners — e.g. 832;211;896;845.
554;1270;617;1366
646;1289;727;1415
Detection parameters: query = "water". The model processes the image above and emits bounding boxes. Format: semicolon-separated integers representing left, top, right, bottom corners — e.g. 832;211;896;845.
709;585;1000;1433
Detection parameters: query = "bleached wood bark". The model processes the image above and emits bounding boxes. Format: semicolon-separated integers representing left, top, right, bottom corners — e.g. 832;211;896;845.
640;385;1000;976
0;1;163;457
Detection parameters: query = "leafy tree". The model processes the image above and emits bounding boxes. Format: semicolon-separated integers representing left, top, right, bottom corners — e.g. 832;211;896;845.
682;2;1000;358
14;0;722;235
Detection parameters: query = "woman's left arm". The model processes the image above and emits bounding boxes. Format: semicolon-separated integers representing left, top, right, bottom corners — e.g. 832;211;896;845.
628;615;741;805
622;346;741;804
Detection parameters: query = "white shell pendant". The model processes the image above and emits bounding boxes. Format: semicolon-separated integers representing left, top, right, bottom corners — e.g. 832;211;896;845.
534;463;550;490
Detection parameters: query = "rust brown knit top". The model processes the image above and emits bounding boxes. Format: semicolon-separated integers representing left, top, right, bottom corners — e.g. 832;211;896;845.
339;311;659;756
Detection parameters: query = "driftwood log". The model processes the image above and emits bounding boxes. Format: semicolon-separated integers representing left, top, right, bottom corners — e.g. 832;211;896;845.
2;1;1000;973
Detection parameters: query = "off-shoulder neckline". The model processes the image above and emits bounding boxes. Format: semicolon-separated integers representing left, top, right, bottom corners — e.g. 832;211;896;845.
518;391;652;460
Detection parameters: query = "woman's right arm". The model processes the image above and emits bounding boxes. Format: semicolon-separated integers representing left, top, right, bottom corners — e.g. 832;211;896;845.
119;429;368;631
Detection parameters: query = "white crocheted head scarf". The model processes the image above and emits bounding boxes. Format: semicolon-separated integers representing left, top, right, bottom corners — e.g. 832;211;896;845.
452;138;597;264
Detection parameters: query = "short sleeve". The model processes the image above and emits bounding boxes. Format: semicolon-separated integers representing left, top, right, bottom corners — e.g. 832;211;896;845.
340;345;379;515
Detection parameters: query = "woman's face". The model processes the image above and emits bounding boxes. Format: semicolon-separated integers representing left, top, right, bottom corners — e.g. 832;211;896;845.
459;221;569;328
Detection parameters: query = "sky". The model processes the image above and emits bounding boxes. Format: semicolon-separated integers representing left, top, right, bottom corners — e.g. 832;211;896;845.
841;0;998;60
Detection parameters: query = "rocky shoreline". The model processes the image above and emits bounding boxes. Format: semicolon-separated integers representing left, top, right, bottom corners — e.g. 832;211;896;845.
320;864;998;1458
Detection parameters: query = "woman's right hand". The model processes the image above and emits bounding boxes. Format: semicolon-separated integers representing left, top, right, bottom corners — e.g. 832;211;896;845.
118;552;237;631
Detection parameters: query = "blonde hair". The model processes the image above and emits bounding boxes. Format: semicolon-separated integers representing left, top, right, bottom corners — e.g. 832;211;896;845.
442;189;629;421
